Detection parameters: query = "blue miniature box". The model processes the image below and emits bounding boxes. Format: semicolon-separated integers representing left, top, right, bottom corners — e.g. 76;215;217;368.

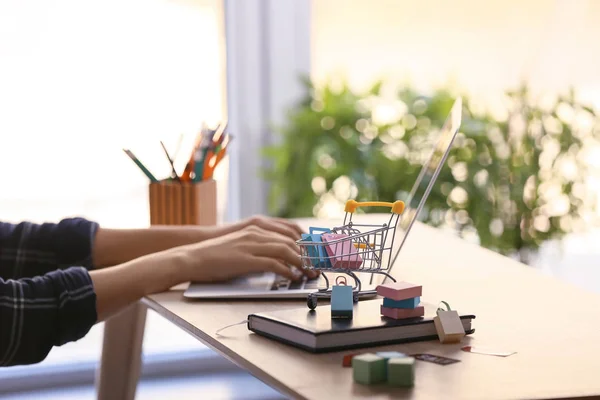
382;296;421;309
331;284;353;319
301;227;332;269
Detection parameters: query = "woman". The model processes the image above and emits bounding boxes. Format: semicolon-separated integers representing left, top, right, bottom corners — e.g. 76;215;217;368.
0;215;314;366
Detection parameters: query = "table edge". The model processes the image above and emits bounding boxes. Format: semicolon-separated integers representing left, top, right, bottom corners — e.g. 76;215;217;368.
140;296;308;400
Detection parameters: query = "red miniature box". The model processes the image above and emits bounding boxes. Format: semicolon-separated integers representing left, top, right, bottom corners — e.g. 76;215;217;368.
381;305;425;320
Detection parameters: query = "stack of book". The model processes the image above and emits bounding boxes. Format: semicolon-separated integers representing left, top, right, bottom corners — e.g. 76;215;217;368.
247;298;476;353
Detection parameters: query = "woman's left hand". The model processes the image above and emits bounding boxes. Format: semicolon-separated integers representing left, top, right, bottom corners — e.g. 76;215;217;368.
219;215;305;242
209;215;319;279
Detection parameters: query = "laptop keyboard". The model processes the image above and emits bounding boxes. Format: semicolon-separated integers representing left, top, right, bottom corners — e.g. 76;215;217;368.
271;275;321;291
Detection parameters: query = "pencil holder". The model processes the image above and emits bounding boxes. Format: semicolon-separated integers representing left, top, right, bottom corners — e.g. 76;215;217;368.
148;179;217;226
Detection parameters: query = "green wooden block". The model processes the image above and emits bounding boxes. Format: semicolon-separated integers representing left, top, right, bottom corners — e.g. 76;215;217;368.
352;353;387;385
387;357;415;387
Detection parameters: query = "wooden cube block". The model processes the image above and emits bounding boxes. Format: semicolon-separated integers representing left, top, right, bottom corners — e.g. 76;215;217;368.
376;351;406;360
387;357;415;387
381;305;425;320
382;296;421;309
352;353;387;385
433;310;466;343
376;282;422;301
331;284;353;319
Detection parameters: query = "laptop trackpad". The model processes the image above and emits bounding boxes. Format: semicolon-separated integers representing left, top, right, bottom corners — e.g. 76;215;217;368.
193;272;277;292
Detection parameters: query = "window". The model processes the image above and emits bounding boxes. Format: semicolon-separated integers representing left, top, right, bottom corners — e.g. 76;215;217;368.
0;0;227;390
0;0;228;227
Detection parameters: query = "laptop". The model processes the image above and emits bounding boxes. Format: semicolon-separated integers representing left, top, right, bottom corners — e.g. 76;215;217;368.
183;97;463;299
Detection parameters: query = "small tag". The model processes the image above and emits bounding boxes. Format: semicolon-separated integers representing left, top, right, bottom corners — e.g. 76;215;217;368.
411;353;460;365
461;346;516;357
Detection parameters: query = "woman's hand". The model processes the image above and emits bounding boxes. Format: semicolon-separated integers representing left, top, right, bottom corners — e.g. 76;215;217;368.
215;215;305;242
176;224;316;283
242;215;305;240
92;215;306;268
90;224;317;322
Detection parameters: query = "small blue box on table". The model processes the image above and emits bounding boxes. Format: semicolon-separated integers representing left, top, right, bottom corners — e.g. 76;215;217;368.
331;285;353;319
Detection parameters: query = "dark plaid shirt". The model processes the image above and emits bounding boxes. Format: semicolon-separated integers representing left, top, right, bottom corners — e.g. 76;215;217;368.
0;217;99;366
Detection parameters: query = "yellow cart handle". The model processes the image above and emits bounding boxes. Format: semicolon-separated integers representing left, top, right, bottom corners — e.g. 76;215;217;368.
344;199;405;214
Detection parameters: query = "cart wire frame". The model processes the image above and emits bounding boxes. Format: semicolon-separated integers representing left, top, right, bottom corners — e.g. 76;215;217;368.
297;199;405;310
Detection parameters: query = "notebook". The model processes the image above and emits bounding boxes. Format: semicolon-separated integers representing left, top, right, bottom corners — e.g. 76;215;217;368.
247;299;475;353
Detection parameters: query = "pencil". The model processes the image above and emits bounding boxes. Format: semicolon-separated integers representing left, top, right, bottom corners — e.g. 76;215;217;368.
160;140;181;182
202;135;232;180
123;149;158;182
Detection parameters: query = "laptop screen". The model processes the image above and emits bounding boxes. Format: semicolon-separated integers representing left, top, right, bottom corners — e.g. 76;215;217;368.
385;97;463;276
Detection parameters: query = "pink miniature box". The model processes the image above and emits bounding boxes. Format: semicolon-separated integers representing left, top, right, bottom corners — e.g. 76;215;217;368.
381;305;425;320
376;281;422;301
321;233;363;270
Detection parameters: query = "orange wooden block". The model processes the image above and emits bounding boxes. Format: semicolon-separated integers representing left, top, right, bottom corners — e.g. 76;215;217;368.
342;353;359;367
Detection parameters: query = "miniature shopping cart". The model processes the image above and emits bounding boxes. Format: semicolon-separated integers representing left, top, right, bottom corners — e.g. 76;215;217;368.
297;199;405;310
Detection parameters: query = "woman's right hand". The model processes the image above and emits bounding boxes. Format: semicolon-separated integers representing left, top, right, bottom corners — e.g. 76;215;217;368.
174;225;317;283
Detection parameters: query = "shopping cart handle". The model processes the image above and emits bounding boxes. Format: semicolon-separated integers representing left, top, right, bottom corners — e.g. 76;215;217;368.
344;199;405;214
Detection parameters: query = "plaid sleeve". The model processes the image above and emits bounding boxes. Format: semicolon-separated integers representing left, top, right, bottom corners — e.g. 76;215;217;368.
0;266;97;366
0;218;100;280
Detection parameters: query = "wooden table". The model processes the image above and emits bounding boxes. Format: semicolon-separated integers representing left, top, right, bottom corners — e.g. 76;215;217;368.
95;216;600;400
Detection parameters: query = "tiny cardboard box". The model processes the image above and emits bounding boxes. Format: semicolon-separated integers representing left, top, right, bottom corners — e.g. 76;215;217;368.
433;309;466;344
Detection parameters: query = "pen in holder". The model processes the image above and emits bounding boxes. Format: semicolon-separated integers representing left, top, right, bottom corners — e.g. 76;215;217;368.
149;179;217;226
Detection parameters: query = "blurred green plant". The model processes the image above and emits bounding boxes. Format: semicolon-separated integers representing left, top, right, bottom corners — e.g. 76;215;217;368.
262;78;600;263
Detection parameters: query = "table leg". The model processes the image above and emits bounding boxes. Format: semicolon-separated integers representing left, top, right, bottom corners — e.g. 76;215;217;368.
95;302;147;400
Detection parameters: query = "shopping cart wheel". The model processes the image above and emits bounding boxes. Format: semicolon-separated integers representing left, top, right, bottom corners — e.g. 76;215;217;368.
307;294;318;310
353;292;359;303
